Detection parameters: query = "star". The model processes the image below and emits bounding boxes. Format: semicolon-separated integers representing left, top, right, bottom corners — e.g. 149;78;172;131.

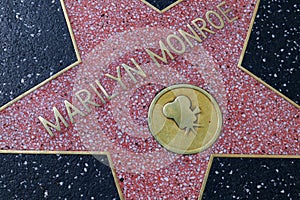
0;0;299;199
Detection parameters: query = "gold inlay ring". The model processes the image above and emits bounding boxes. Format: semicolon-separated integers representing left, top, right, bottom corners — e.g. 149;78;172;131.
148;84;223;154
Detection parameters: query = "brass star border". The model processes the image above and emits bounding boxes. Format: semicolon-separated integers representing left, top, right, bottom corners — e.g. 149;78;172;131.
238;0;300;110
140;0;184;13
0;0;81;111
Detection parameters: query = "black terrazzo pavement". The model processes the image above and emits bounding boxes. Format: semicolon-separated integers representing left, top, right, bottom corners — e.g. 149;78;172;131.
0;153;121;200
143;0;180;11
202;157;300;200
241;0;300;105
0;0;78;108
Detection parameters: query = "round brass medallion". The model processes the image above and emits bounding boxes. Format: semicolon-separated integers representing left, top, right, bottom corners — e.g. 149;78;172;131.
148;84;222;154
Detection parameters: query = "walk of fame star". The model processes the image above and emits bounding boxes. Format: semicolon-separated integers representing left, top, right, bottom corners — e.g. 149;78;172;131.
0;0;299;199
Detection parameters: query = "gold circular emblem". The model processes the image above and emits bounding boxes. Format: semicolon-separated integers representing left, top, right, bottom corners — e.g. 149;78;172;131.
148;84;222;154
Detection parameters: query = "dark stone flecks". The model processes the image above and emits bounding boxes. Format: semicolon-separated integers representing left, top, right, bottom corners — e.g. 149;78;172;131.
0;0;78;108
0;153;121;200
202;157;300;199
241;0;300;105
142;0;180;11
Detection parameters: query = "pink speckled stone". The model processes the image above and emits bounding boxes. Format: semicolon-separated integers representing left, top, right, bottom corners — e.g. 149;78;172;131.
0;0;299;199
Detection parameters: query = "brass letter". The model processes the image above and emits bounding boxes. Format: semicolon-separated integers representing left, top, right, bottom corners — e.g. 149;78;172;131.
75;89;100;113
105;66;127;89
178;24;203;47
166;34;186;55
38;107;69;137
122;58;146;83
94;80;118;100
191;18;216;38
216;1;238;23
64;100;85;124
145;40;175;68
89;83;106;103
206;10;225;30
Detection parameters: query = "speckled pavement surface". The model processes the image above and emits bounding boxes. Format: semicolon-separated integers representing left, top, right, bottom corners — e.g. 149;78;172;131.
202;155;300;199
0;152;122;199
0;0;79;110
241;0;300;106
0;0;299;199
